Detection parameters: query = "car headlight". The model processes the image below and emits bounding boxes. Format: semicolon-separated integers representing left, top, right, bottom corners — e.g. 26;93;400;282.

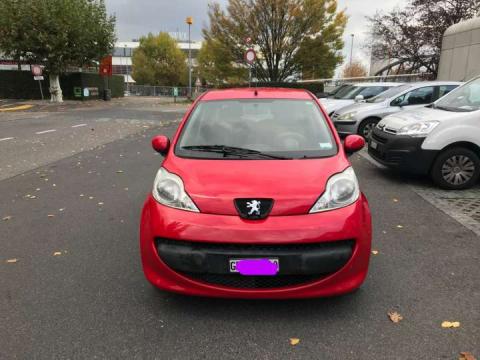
337;111;357;121
310;167;360;213
396;121;440;137
152;167;199;212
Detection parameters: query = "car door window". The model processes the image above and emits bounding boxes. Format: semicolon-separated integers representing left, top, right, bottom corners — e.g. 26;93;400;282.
358;86;389;100
392;86;434;106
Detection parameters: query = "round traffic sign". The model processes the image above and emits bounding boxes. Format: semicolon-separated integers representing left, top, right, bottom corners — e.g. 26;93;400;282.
32;65;42;76
245;49;256;64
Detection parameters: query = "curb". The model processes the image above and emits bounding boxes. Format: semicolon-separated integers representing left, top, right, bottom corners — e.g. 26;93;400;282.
0;105;34;112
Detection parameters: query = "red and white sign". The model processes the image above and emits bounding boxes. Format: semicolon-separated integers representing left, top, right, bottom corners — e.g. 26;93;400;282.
245;49;256;64
99;55;113;77
31;65;43;76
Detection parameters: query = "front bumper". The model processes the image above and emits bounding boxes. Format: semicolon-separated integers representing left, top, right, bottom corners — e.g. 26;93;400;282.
332;114;359;136
368;128;438;175
140;194;372;299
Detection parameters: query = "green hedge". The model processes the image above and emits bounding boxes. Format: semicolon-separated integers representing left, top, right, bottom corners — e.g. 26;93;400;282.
217;81;324;95
0;70;124;100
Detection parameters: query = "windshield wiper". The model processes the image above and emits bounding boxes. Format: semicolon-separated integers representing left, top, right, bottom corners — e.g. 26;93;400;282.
182;145;291;159
432;104;471;112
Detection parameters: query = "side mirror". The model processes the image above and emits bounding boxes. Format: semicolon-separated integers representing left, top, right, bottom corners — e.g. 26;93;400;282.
344;135;365;154
354;95;364;102
152;135;170;155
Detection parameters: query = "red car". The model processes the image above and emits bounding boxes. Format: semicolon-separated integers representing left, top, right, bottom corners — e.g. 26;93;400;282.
140;88;372;299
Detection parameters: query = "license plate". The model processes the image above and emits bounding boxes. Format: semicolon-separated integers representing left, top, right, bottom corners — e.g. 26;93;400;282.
229;258;279;274
370;140;378;149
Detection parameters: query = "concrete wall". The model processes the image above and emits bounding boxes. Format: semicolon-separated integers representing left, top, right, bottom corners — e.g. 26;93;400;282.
438;16;480;81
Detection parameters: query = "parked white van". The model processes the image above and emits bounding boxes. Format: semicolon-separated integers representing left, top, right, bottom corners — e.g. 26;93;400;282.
368;76;480;190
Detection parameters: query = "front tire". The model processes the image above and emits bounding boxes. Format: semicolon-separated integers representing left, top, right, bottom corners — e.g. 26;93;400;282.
430;147;480;190
358;118;379;139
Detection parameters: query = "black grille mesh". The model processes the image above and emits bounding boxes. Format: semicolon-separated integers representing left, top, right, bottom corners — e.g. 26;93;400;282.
181;272;320;289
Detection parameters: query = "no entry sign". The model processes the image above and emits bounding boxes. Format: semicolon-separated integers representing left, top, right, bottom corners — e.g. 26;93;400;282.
245;49;256;64
31;65;42;76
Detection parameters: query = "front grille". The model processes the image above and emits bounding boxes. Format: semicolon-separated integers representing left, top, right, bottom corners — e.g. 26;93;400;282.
156;238;354;289
182;273;319;289
372;132;388;144
384;127;397;135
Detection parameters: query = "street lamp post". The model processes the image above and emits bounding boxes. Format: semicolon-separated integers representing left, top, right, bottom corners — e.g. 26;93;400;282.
350;34;355;66
186;16;193;99
124;44;129;93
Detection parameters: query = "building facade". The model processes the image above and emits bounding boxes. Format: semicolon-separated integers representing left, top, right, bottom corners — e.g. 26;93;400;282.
112;39;202;84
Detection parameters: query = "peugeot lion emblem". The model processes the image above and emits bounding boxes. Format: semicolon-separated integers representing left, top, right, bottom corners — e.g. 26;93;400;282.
246;200;261;216
234;198;274;220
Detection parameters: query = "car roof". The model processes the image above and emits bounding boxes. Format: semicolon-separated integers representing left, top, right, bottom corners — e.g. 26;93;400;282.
201;87;313;101
408;81;463;87
350;82;402;87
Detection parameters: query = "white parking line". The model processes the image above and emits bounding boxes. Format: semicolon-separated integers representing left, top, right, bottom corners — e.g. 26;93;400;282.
36;129;57;135
72;123;87;128
0;137;14;142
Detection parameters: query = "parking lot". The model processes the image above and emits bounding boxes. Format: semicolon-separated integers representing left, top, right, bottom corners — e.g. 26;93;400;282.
0;98;478;359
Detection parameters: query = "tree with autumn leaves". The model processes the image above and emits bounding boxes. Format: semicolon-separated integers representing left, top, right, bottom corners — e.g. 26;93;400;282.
0;0;115;102
368;0;479;77
199;0;347;84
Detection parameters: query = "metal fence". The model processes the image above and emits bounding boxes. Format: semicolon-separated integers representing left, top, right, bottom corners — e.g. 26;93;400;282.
299;73;435;91
126;85;207;98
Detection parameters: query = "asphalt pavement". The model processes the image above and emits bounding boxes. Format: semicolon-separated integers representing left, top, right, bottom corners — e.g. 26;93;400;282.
0;99;478;359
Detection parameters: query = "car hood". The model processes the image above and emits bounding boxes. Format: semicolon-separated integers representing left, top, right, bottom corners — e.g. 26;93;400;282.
379;106;466;130
334;101;386;116
163;156;349;216
321;99;355;113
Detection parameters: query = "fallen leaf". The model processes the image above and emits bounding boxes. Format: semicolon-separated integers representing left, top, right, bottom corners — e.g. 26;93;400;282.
6;258;18;263
459;352;476;360
372;250;379;255
441;321;460;328
3;216;12;221
289;338;300;346
388;311;403;323
53;251;62;256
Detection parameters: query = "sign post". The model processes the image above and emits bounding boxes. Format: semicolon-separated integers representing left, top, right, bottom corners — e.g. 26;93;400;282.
99;56;113;101
32;65;44;100
244;49;256;87
173;87;179;103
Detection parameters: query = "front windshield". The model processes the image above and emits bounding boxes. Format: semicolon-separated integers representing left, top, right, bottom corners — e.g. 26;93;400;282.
366;84;412;103
333;85;355;99
435;78;480;112
176;99;338;159
334;86;390;100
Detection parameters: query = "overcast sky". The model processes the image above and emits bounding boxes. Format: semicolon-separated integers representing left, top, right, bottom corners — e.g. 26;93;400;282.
105;0;404;69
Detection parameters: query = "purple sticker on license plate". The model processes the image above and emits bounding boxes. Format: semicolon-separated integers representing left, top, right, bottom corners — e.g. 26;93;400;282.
231;258;279;276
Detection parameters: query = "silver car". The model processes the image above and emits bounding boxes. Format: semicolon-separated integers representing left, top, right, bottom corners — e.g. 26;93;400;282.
331;81;461;138
321;82;401;116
